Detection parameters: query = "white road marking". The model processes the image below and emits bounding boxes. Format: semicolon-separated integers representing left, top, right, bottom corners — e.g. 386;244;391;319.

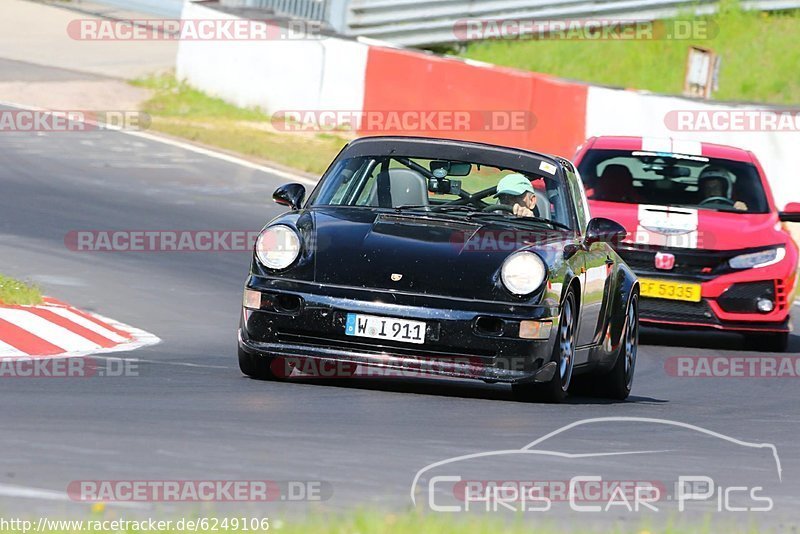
0;99;318;186
0;308;99;352
93;355;231;370
126;131;318;186
47;306;127;343
0;483;146;508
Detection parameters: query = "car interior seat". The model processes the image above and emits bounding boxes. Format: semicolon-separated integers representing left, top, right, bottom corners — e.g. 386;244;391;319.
369;168;430;208
594;164;640;203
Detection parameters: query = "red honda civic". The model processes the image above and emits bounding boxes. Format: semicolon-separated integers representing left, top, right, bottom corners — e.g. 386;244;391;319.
574;136;800;351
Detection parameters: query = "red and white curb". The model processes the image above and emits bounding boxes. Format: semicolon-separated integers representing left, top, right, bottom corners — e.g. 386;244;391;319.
0;297;159;358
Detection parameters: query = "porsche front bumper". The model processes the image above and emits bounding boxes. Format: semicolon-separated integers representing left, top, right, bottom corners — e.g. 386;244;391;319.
238;278;561;383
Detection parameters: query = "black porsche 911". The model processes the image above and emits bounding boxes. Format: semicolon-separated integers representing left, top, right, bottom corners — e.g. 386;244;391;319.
238;136;640;403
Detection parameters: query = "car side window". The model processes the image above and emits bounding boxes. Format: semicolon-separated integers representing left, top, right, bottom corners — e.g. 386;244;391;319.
568;171;589;234
354;166;380;206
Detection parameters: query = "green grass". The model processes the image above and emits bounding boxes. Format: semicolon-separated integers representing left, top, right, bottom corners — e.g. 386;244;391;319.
131;75;270;122
460;3;800;104
132;75;348;175
0;274;42;306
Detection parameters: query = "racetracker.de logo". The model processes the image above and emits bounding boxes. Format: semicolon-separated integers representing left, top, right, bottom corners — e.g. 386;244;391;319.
67;480;332;502
0;111;150;132
268;355;486;380
64;230;262;252
453;18;717;41
67;19;324;40
664;109;800;132
0;357;138;378
271;110;536;133
665;356;800;378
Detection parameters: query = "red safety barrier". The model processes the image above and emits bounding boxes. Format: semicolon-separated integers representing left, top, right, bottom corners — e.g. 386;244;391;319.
361;45;587;157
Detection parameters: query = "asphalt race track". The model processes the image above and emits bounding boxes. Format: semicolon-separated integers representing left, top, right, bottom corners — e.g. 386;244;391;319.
1;102;799;529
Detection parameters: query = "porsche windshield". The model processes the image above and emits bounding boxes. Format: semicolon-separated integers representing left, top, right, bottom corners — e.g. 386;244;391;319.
577;149;770;214
309;155;574;229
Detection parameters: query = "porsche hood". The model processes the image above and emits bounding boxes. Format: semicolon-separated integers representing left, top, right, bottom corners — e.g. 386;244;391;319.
306;208;569;301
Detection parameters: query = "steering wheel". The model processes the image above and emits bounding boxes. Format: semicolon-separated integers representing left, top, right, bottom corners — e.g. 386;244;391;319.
699;196;735;207
482;203;514;213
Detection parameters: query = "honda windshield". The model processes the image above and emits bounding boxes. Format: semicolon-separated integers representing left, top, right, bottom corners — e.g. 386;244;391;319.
577;149;769;214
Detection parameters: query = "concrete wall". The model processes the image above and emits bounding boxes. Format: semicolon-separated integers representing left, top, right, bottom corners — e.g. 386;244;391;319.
175;0;799;208
176;2;368;115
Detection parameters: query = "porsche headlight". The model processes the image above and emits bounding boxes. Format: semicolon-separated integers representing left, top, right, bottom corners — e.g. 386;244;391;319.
728;247;785;269
255;225;301;270
501;252;546;296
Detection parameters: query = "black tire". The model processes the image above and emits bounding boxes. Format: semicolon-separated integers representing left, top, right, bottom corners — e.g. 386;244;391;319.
596;293;639;400
512;290;577;403
744;332;789;353
238;346;284;380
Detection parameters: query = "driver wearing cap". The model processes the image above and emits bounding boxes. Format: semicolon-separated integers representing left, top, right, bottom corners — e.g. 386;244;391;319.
495;173;537;217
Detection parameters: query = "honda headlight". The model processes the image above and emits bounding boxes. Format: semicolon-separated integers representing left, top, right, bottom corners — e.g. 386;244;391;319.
501;252;546;296
255;225;301;270
729;247;785;269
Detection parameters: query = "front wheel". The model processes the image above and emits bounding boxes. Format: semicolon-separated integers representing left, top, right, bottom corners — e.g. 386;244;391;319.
512;290;577;403
597;293;639;400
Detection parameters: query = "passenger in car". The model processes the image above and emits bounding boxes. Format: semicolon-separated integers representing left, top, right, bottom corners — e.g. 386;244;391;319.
593;164;644;203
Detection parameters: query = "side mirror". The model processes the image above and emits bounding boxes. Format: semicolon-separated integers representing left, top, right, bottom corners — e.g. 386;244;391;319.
273;183;306;211
585;217;627;247
779;202;800;223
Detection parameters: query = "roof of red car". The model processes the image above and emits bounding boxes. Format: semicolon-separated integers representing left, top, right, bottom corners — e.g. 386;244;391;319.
587;136;753;163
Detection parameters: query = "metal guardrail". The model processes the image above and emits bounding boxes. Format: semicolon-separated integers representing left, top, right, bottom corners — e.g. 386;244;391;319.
89;0;185;17
92;0;800;46
221;0;330;20
225;0;800;46
345;0;800;45
219;0;351;30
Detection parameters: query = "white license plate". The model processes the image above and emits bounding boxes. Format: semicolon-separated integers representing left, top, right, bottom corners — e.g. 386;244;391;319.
345;313;426;344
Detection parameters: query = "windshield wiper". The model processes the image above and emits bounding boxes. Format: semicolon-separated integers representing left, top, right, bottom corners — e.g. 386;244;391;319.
464;212;572;231
391;204;431;211
430;204;480;212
